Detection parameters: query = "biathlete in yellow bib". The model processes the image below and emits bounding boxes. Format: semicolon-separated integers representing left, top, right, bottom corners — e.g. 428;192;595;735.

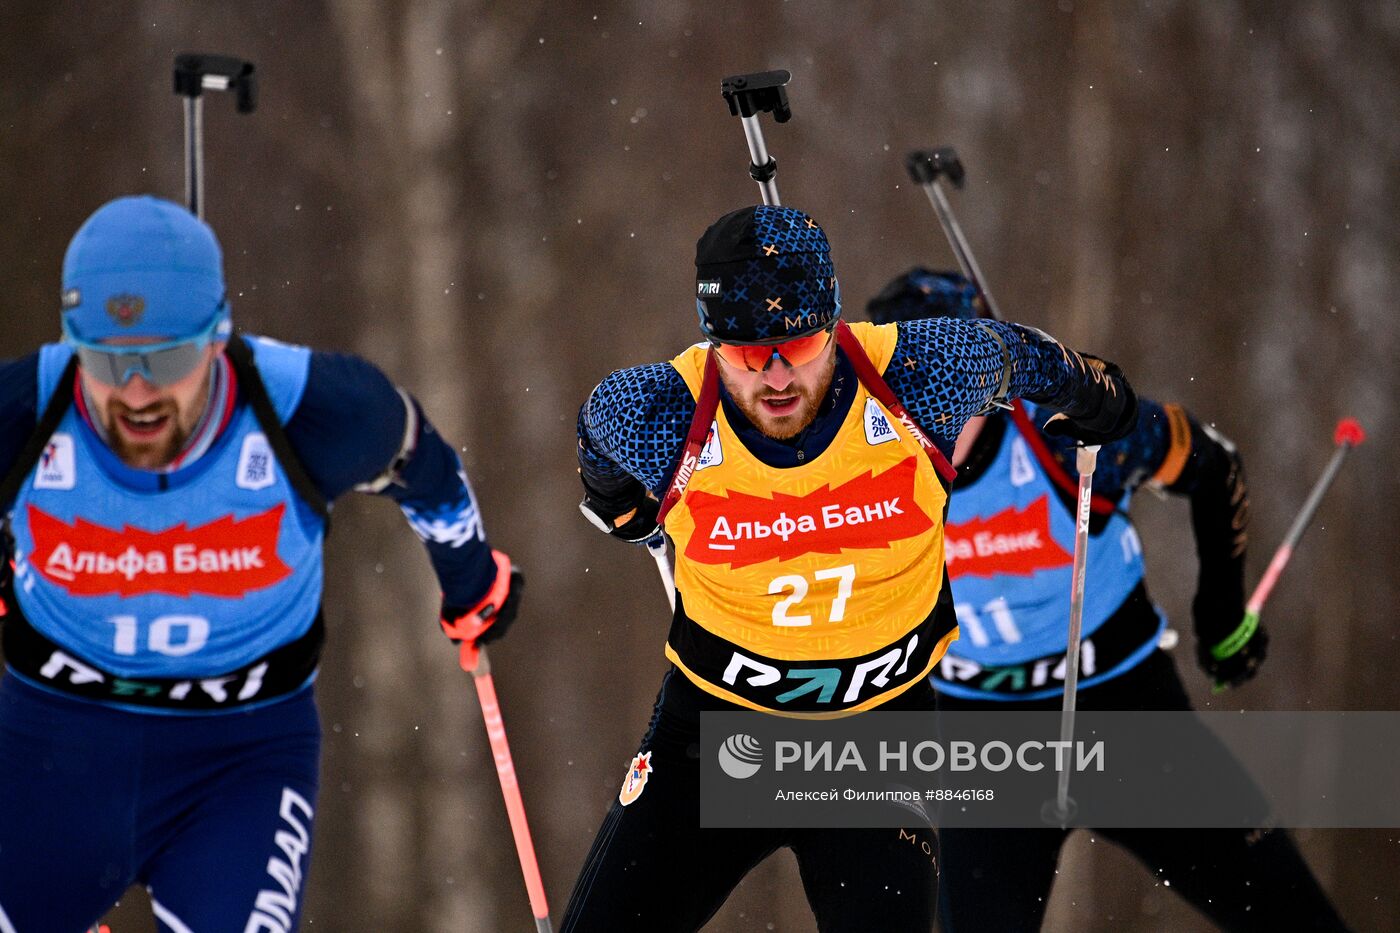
562;204;1138;932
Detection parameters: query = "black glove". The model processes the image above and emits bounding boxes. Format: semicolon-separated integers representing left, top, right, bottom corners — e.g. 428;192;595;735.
440;552;524;647
1197;612;1268;692
1042;357;1139;446
579;475;661;544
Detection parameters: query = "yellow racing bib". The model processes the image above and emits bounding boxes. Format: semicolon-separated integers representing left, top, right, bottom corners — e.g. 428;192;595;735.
662;321;959;713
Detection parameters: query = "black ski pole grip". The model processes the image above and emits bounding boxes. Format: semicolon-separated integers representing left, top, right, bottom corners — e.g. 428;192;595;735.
721;70;793;123
174;53;258;114
907;147;965;188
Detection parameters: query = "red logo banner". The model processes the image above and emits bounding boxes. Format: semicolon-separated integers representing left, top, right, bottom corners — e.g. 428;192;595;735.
684;456;934;568
27;504;292;598
944;495;1072;579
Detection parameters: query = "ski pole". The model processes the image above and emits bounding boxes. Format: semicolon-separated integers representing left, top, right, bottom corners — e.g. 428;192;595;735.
902;148;1013;412
1216;417;1366;667
173;53;257;218
457;642;553;933
1044;443;1099;825
720;70;793;206
904;147;1109;760
906;147;1004;321
646;534;677;613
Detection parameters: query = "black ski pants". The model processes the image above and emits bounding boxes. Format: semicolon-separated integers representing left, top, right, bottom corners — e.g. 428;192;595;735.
934;649;1349;932
561;667;940;932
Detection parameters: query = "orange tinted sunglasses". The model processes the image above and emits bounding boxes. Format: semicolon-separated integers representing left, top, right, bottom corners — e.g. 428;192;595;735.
709;326;835;372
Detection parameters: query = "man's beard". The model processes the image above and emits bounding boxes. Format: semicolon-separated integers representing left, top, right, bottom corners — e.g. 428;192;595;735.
723;353;835;440
736;387;822;439
105;399;188;469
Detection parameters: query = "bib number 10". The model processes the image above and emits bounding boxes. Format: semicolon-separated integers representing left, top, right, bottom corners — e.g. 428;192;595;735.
768;565;856;626
108;614;210;657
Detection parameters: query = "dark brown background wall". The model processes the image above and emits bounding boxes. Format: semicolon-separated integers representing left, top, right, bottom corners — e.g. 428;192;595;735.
2;2;1396;930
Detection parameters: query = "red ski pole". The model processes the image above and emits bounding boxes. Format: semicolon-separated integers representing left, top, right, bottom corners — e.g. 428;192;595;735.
1214;418;1366;669
458;641;553;932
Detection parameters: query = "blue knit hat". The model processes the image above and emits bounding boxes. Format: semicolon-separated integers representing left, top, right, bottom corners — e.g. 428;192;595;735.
694;205;840;343
866;267;982;325
61;195;230;344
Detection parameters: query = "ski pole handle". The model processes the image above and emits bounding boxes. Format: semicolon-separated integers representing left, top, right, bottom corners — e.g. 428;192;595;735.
721;70;792;206
906;147;1004;321
1063;444;1101;697
173;53;257;111
1236;418;1366;630
465;645;553;932
458;633;482;674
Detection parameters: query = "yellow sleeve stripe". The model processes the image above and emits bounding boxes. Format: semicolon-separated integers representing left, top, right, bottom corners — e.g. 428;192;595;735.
1149;403;1192;487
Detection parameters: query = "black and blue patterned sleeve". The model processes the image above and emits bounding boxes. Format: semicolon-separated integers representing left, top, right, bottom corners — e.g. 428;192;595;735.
578;362;696;499
884;317;1124;443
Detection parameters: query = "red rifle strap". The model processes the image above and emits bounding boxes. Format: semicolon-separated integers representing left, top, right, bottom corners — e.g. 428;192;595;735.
835;322;957;484
655;350;721;526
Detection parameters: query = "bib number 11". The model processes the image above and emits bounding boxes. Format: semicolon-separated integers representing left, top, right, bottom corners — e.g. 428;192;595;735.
769;565;856;626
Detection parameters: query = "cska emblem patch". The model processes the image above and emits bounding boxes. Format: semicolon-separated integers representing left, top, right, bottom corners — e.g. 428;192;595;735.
944;495;1073;579
618;751;654;806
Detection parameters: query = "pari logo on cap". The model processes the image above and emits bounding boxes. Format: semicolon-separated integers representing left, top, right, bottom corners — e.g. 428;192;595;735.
105;294;146;327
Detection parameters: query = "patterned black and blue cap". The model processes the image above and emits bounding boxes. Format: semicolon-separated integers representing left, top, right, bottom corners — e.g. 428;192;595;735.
866;267;982;325
694;205;840;344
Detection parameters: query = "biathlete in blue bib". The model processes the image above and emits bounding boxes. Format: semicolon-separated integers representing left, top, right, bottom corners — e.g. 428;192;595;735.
0;196;523;932
867;268;1348;932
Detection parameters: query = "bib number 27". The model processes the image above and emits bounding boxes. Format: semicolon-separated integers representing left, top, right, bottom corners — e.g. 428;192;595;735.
769;565;856;626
